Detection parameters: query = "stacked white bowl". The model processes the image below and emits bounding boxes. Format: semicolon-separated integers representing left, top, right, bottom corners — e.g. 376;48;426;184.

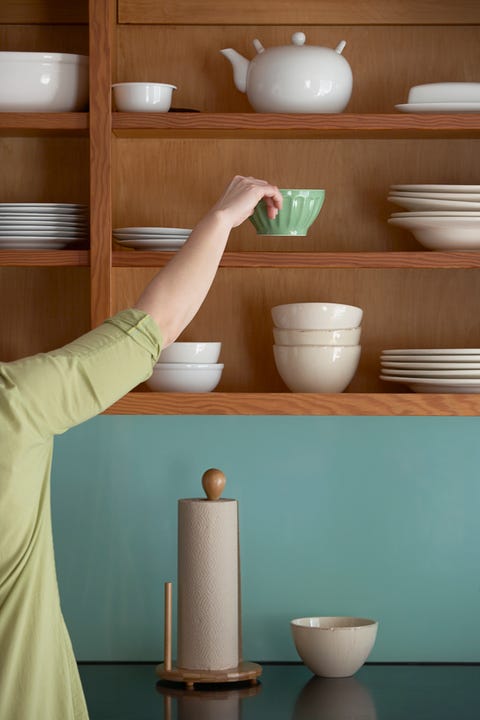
146;342;223;392
271;303;363;392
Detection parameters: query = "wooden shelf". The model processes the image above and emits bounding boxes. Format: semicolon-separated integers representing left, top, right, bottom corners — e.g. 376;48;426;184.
0;113;89;136
0;250;89;266
112;112;480;139
104;391;480;416
112;251;480;269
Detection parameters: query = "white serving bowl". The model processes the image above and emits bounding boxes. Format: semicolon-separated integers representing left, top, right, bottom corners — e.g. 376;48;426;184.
112;82;177;112
272;303;363;330
273;344;361;392
408;82;480;104
388;216;480;250
0;52;89;111
291;617;378;678
146;363;223;392
273;326;361;346
157;342;221;364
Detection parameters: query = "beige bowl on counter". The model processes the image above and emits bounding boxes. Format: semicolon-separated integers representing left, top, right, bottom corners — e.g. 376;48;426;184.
291;617;378;678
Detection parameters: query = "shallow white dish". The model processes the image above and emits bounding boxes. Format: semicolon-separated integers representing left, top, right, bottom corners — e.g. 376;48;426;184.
157;342;221;364
113;227;191;236
395;102;480;112
380;375;480;393
114;239;185;250
388;196;480;211
390;211;480;218
391;184;480;194
387;215;480;250
0;230;85;238
0;203;87;213
0;239;80;249
146;363;223;392
381;368;480;378
407;83;480;104
272;302;363;330
382;348;480;355
112;82;177;112
390;191;480;202
0;51;88;111
291;617;378;678
381;360;480;369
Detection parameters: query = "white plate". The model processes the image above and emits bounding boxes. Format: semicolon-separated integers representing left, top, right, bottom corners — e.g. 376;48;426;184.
380;375;480;392
391;185;480;194
381;367;480;378
388;196;480;211
0;239;80;249
0;229;86;237
114;233;188;241
115;237;185;246
388;191;480;202
115;240;183;250
0;203;87;213
387;215;480;249
381;355;480;375
113;226;191;236
395;102;480;113
382;348;480;355
0;223;87;231
390;211;480;218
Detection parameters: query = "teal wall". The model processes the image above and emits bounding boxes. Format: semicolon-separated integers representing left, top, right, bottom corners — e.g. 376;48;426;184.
51;415;480;663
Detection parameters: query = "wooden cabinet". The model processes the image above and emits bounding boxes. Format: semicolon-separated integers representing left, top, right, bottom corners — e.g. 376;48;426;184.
2;0;480;415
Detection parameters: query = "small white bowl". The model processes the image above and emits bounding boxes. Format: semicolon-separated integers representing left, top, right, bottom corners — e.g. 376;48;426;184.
0;52;88;111
272;303;363;331
146;363;223;392
157;342;221;364
273;326;361;347
112;82;177;112
291;617;378;678
273;344;361;393
408;82;480;104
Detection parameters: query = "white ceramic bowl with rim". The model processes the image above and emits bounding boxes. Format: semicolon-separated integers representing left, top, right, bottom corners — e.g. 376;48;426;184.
272;303;363;331
0;52;89;111
408;82;480;104
112;82;177;112
157;342;222;364
291;617;378;678
273;344;361;392
388;216;480;250
273;326;361;346
146;362;223;392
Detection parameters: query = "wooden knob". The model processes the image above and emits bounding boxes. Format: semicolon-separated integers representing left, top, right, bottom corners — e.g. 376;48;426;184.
202;468;226;501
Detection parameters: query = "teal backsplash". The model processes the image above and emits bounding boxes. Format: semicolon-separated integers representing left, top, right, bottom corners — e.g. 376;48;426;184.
51;415;480;662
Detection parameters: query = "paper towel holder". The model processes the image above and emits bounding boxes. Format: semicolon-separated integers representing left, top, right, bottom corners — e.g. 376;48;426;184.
156;468;262;690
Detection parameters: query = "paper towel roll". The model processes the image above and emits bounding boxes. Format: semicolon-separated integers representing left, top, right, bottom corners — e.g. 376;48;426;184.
177;498;239;671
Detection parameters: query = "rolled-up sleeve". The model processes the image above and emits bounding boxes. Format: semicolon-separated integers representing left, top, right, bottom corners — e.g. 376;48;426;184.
0;309;162;438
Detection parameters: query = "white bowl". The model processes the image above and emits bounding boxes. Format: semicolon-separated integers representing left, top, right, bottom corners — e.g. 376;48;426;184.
273;326;361;346
0;52;88;111
272;303;363;330
146;363;223;392
291;617;378;678
388;216;480;250
157;342;221;364
112;82;177;112
408;82;480;104
273;344;361;392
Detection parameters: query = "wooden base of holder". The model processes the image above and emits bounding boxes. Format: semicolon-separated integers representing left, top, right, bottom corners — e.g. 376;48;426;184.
155;661;262;689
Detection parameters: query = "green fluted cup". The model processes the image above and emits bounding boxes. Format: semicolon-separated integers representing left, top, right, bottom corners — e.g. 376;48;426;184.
249;188;325;236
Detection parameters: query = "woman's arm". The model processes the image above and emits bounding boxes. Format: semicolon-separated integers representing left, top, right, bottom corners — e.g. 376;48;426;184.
133;175;282;346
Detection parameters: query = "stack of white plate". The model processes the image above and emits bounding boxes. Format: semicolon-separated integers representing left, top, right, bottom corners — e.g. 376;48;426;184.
387;185;480;250
0;203;88;249
396;82;480;113
380;348;480;393
113;226;191;251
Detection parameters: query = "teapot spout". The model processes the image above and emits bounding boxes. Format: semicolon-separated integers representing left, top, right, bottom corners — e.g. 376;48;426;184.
220;48;249;93
335;40;347;55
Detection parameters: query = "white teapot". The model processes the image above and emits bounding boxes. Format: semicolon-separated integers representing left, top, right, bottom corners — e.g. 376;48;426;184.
220;32;352;113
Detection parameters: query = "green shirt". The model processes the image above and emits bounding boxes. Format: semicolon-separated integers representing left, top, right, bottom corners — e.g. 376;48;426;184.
0;309;162;720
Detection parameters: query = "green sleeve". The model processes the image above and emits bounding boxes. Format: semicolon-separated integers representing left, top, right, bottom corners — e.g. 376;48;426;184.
0;309;162;438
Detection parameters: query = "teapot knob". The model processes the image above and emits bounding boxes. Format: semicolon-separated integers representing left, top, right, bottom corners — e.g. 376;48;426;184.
291;32;306;46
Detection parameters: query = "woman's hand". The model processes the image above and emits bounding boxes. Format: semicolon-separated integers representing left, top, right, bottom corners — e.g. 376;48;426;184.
208;175;283;229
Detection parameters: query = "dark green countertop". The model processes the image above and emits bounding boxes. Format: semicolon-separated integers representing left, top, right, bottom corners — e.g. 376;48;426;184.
79;663;480;720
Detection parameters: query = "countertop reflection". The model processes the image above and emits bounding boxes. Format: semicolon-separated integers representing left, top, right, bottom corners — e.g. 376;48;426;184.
79;662;480;720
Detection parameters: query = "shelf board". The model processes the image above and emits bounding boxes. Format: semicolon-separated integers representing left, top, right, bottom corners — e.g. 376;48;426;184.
112;112;480;139
104;392;480;416
112;251;480;269
0;113;89;136
0;250;89;266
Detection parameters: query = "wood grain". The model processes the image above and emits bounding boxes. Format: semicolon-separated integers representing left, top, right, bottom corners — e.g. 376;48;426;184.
0;0;87;24
118;0;480;25
0;114;88;135
0;251;89;267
